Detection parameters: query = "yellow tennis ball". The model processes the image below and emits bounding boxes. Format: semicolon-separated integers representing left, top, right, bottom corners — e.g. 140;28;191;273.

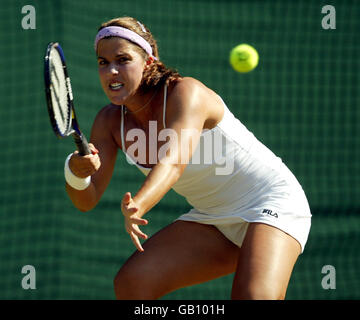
229;44;259;73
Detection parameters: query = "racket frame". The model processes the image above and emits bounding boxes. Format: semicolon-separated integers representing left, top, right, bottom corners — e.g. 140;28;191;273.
44;42;90;155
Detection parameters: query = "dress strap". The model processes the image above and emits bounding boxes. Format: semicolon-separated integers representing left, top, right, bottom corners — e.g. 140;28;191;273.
162;84;168;129
120;105;126;152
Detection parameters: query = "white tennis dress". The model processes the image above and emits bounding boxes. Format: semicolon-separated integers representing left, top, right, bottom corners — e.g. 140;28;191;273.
120;85;312;252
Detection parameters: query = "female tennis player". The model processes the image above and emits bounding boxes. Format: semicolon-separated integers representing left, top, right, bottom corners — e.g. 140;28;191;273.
65;17;311;300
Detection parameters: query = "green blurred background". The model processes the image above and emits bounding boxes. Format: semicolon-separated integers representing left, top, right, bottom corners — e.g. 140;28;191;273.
0;0;359;299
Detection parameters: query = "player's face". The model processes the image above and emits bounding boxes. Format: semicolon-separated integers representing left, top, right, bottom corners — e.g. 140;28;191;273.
97;37;146;105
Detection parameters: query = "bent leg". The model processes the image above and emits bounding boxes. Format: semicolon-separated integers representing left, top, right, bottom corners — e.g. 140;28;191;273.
231;223;301;300
114;220;239;299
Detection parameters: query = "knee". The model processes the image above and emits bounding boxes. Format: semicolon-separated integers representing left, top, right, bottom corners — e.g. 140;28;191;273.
231;284;286;300
113;266;161;300
113;267;140;300
113;271;126;300
113;269;127;299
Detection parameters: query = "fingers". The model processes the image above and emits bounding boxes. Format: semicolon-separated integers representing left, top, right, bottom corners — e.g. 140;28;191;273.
69;147;101;178
121;193;148;220
121;192;149;251
129;224;148;240
123;208;148;226
122;192;132;205
125;214;148;228
126;223;148;252
134;217;148;226
88;143;99;155
130;231;144;252
121;192;136;215
73;143;98;157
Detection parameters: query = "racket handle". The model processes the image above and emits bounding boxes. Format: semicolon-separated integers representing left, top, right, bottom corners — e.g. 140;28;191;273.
73;132;91;156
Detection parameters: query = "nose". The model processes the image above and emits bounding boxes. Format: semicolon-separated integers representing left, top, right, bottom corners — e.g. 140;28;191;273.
109;62;119;75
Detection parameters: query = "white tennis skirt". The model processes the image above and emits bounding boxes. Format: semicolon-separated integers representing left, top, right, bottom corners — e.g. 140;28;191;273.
177;181;312;253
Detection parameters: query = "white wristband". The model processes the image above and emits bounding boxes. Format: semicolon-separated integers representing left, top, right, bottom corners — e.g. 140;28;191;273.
64;153;91;190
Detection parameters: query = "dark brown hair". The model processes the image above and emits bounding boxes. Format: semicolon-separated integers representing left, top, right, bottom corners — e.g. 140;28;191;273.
97;17;182;93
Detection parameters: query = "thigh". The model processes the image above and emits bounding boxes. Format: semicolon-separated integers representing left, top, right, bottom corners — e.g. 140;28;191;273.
232;222;301;300
114;220;239;299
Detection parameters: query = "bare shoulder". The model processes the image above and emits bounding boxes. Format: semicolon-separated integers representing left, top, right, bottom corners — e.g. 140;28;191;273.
92;104;122;132
95;103;122;122
167;77;224;129
91;104;122;147
169;77;207;99
172;76;202;89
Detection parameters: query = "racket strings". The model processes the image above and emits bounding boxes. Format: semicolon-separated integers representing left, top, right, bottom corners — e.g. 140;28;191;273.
49;49;71;134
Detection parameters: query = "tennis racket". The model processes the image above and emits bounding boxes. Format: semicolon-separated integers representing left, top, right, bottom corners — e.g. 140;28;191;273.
44;42;91;156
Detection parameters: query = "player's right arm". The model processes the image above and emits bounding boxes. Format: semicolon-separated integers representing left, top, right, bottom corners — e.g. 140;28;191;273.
66;105;119;212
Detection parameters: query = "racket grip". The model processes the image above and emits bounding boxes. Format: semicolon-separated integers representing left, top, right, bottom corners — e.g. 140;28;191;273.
73;133;91;156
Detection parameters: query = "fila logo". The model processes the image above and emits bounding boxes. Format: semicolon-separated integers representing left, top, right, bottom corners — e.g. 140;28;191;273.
262;209;278;218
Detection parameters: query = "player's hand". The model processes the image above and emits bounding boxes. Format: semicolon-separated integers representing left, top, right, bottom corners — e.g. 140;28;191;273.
121;192;148;252
69;143;101;178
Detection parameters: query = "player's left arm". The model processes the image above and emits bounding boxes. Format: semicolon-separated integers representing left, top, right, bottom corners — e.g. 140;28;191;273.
122;78;208;250
137;78;207;211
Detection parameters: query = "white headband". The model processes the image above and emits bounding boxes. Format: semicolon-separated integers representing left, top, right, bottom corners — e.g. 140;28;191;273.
94;26;156;60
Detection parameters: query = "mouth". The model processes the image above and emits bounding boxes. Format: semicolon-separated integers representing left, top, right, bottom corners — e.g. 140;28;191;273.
109;81;124;91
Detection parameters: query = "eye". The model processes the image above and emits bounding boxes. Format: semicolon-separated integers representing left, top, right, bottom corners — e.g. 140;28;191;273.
98;59;108;66
117;56;131;64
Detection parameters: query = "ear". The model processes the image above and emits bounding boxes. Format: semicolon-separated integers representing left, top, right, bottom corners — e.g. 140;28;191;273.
146;56;154;65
